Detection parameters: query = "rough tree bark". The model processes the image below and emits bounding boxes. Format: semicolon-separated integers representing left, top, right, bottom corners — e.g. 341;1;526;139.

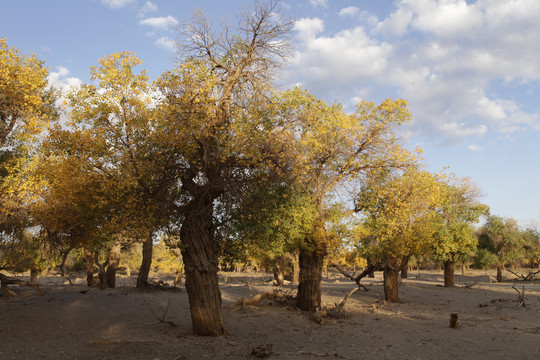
273;257;285;286
496;266;503;282
30;269;38;283
383;264;399;303
137;234;153;288
83;246;95;287
400;255;411;279
94;252;107;290
292;252;300;284
180;197;225;336
444;261;455;287
297;240;326;311
105;243;121;288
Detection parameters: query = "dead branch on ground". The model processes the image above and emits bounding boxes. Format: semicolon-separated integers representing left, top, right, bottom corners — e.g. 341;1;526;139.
330;264;380;291
505;268;540;281
312;287;360;323
0;273;45;297
233;288;296;309
512;284;526;308
141;296;177;326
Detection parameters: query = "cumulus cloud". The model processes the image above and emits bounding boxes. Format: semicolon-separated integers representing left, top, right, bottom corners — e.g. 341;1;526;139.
292;19;392;86
47;66;81;93
139;16;179;30
338;7;359;17
138;1;157;17
287;0;540;143
155;37;176;52
101;0;135;9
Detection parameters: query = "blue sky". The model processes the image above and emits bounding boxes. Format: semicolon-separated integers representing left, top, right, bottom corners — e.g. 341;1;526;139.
2;0;540;227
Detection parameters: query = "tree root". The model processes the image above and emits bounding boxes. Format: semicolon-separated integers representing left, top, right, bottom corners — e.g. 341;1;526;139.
0;273;45;297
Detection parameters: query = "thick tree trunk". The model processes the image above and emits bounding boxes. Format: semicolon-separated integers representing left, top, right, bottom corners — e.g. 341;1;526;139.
83;247;95;287
444;261;455;287
383;265;399;303
292;252;300;283
105;243;121;288
137;234;153;288
273;258;285;286
180;198;225;336
401;255;411;279
94;252;107;290
58;247;72;278
297;243;326;311
367;258;375;278
30;269;38;283
496;266;503;282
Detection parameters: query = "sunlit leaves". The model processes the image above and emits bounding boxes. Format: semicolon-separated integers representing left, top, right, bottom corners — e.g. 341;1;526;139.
0;38;56;147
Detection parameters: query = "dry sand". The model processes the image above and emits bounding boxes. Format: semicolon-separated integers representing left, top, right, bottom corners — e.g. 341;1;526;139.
1;270;539;360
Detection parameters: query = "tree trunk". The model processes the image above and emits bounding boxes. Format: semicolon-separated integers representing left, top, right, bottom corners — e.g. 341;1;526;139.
444;261;455;287
58;247;72;278
30;269;38;283
137;234;153;288
83;246;95;287
367;258;375;278
180;198;225;336
496;266;503;282
383;265;399;303
273;258;285;286
105;243;121;288
400;255;410;279
94;252;107;290
292;252;300;284
297;243;326;311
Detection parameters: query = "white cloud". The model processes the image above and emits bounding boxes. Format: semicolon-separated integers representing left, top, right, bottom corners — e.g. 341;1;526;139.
440;122;487;139
139;16;179;30
374;7;413;37
138;1;157;17
155;37;176;52
468;144;483;152
101;0;135;9
338;7;359;17
47;66;81;93
292;20;392;86
310;0;328;8
287;0;540;143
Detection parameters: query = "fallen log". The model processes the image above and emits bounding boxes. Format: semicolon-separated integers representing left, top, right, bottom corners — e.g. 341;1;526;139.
0;272;45;297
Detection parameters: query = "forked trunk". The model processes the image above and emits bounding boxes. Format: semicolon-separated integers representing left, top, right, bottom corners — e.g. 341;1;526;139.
137;234;153;288
496;266;503;282
180;198;225;336
83;246;95;287
444;261;455;287
383;265;399;303
105;243;121;288
297;243;326;311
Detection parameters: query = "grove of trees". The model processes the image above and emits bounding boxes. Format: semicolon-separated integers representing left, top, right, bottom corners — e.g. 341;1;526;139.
1;1;539;337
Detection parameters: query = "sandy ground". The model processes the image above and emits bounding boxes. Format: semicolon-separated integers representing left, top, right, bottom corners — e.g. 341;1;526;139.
1;270;539;360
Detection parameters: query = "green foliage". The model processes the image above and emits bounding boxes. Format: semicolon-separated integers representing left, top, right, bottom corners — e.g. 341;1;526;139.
476;215;525;267
233;182;318;260
431;176;488;263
